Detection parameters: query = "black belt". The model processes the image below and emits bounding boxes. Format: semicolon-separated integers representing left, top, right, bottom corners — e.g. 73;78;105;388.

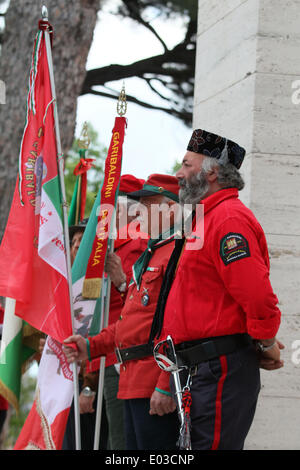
115;342;154;364
175;334;253;367
115;334;251;365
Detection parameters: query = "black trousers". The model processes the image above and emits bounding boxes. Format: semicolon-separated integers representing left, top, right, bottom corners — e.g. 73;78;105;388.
124;398;179;450
0;409;7;435
172;343;261;450
62;392;108;450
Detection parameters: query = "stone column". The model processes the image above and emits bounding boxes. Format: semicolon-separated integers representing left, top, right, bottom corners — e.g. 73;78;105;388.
194;0;300;449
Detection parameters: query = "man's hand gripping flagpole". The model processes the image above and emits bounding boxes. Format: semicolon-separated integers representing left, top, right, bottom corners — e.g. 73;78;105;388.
153;335;192;450
93;233;114;450
42;5;81;450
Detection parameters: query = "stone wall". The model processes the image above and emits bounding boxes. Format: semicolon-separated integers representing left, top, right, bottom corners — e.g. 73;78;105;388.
194;0;300;449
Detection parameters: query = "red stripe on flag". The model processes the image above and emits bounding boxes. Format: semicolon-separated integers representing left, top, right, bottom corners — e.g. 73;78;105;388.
211;355;228;450
14;398;70;450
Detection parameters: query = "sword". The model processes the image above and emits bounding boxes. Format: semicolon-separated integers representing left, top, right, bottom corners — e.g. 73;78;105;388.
153;335;192;450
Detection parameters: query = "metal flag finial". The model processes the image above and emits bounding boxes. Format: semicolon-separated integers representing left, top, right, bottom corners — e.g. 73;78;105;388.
78;121;91;150
117;82;127;116
42;5;48;21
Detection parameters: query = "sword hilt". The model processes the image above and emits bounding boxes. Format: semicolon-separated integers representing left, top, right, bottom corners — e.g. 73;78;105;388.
153;335;186;372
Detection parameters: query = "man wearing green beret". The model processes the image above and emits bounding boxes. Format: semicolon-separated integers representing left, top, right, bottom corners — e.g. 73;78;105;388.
64;174;182;450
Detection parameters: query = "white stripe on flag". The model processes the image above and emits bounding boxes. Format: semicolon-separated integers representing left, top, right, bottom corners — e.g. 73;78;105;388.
38;189;67;279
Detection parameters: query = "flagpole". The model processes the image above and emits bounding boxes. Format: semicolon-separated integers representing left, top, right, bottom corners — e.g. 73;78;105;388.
42;6;81;450
93;235;114;450
76;122;90;224
93;86;127;449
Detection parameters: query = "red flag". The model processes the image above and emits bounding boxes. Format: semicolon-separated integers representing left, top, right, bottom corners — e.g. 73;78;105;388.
72;154;95;222
0;24;72;343
14;335;74;450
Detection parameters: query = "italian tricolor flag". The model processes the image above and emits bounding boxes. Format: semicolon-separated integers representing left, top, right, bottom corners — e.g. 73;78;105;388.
0;27;72;344
0;299;39;413
0;22;72;448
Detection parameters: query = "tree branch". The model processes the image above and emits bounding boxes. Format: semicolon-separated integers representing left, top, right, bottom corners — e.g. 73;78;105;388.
79;4;196;127
143;77;169;102
119;0;168;52
85;87;192;124
81;45;195;92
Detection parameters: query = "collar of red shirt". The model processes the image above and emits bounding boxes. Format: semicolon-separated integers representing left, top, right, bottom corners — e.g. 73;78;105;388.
114;223;149;250
201;188;239;215
114;224;132;250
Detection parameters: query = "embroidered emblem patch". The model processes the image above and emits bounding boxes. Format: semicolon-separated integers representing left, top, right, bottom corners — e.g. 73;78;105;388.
141;288;150;306
220;232;250;266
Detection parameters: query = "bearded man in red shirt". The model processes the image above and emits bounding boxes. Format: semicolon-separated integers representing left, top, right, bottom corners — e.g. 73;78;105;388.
152;129;283;450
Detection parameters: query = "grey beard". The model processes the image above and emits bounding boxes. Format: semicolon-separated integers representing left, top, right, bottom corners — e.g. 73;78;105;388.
178;170;209;207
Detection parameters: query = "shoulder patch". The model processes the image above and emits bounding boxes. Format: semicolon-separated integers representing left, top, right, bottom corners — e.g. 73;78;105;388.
219;232;250;266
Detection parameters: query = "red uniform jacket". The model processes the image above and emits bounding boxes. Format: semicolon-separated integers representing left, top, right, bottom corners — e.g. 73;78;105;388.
162;188;281;344
89;241;174;399
86;235;147;372
105;236;148;367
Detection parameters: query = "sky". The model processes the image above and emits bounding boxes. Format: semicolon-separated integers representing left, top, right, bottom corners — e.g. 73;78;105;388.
74;1;192;180
0;0;192;178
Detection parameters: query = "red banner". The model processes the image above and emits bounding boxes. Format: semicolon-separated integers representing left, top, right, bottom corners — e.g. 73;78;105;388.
73;156;95;222
82;117;127;298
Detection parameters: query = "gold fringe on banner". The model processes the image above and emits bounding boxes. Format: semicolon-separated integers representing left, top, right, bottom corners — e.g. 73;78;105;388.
22;323;44;352
24;387;56;450
82;278;102;299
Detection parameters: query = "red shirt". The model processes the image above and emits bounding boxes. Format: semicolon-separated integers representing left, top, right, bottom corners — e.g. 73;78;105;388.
162;188;281;344
89;241;174;399
86;235;147;372
105;235;148;367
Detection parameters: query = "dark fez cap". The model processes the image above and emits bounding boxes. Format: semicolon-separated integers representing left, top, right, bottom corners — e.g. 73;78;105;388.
187;129;246;169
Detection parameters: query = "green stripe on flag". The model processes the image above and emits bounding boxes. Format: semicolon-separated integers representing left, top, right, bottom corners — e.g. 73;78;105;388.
68;176;80;227
86;297;103;337
43;176;63;223
71;183;104;337
71;179;103;284
0;325;35;413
